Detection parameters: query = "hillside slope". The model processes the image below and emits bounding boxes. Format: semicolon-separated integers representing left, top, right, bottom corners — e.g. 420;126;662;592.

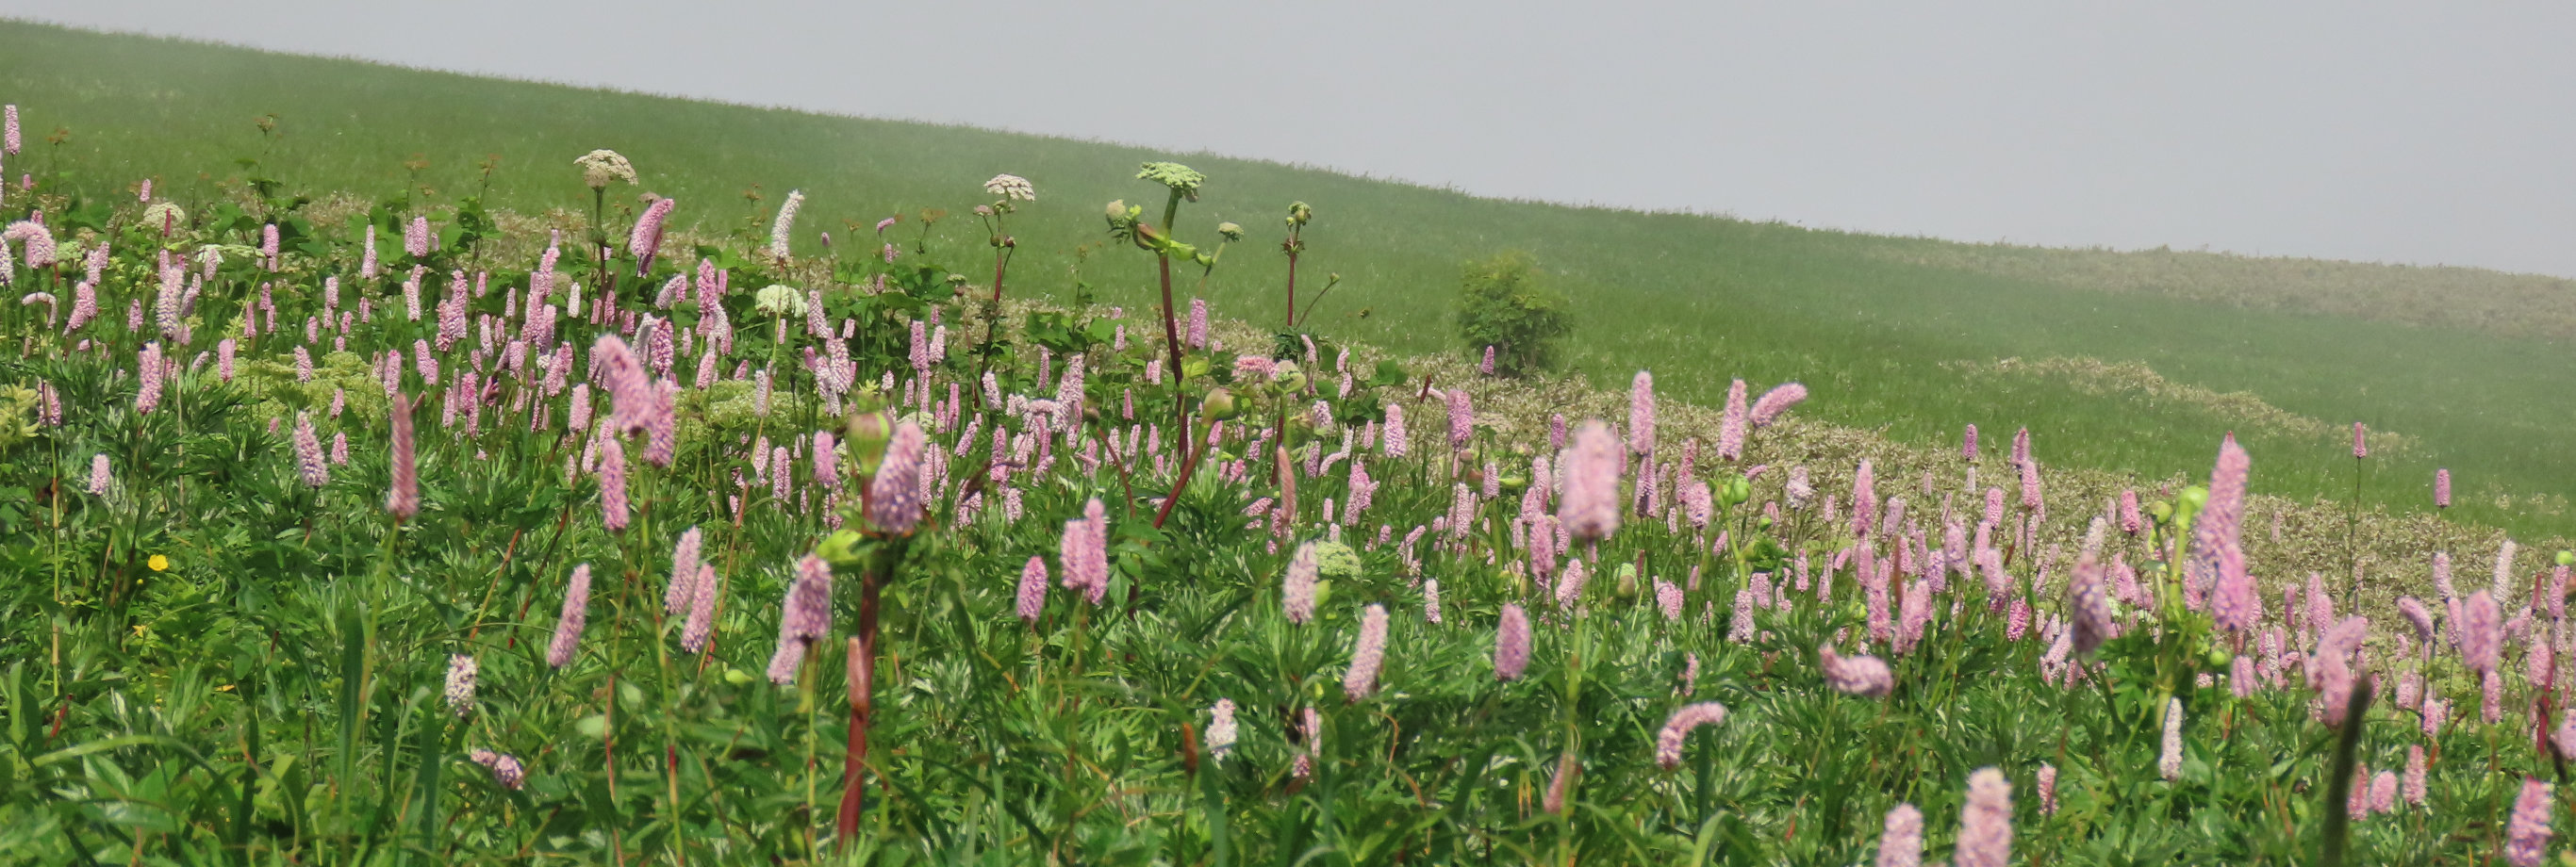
2;19;2568;538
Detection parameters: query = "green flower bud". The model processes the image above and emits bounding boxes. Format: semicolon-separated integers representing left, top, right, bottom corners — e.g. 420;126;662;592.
1614;563;1639;599
1720;475;1752;507
1217;221;1245;242
2559;550;2575;567
1274;361;1309;394
1313;541;1362;582
1202;387;1239;421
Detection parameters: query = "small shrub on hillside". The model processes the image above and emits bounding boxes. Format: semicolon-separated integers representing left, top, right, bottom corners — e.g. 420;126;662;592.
1454;250;1571;377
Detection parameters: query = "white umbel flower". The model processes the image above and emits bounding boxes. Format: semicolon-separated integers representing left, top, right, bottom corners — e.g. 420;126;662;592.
984;173;1035;202
574;149;638;189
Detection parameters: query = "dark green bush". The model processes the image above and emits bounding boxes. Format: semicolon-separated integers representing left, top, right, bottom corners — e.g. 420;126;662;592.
1454;250;1572;378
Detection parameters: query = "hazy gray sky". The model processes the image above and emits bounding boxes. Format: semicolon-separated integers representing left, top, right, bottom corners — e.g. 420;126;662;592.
10;1;2576;277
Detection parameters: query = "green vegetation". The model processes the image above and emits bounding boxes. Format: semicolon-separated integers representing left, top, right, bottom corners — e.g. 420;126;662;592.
1453;251;1572;378
0;20;2566;548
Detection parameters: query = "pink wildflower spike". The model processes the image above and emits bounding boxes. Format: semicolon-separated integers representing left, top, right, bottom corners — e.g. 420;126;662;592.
1954;768;2013;867
1961;423;1979;462
2507;777;2553;867
2402;745;2427;806
1715;379;1748;461
597;437;629;532
1342;604;1389;700
2462;590;2502;676
2435;468;2452;509
87;453;110;496
2186;436;2250;605
2352;421;2369;458
386;394;418;521
1627;370;1655;455
630;197;674;275
2157;696;2185;781
1819;644;1893;697
681;564;718;653
665;527;703;615
1652;701;1728;770
291;413;329;488
1876;804;1923;867
2036;764;2058;815
1494;603;1531;680
866;421;927;533
1282;542;1319;624
1747;382;1807;429
1558;420;1621;541
1016;556;1049;623
547;564;592;667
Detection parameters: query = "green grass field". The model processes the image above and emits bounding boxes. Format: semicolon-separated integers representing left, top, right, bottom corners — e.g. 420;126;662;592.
5;19;2568;541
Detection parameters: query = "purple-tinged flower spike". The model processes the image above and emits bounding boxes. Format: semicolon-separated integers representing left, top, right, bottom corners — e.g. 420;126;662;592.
2436;468;2452;509
1748;382;1807;429
386;394;418;521
1283;542;1320;624
2010;427;2031;467
2119;489;2142;534
1876;804;1923;867
443;654;478;716
665;527;703;615
1343;604;1389;700
1445;388;1474;450
768;189;804;261
1715;379;1748;461
292;413;329;487
1819;645;1893;697
2461;590;2502;677
1205;699;1238;764
468;749;526;790
591;335;652;435
1962;423;1980;462
1558;420;1622;542
1057;499;1110;604
1852;459;1878;539
2211;540;2257;633
135;343;163;415
1478;345;1495;375
2396;597;2435;643
2186;436;2250;602
597;437;630;532
547;564;591;668
2037;764;2059;815
813;431;838;488
1627;370;1656;455
1652;701;1729;770
630;196;674;275
1954;768;2013;867
2402;745;2427;806
680;564;719;653
1495;603;1531;680
1016;556;1049;624
768;555;834;684
405;216;430;258
867;421;927;533
2352;421;2369;459
2068;553;2112;655
2158;696;2185;781
87;453;110;496
2508;777;2553;867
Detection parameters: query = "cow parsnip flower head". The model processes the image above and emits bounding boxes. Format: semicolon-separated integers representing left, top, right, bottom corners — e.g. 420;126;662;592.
575;150;638;189
1136;162;1205;201
753;284;809;318
140;201;186;230
984;173;1035;203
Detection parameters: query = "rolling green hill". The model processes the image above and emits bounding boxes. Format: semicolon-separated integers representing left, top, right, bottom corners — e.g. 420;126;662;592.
4;18;2569;540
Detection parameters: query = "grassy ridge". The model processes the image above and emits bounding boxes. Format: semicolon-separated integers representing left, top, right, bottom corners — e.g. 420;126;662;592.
3;19;2568;540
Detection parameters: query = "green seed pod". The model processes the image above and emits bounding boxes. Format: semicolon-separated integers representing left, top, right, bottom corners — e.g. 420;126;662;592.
1721;475;1752;507
1615;563;1639;599
2558;550;2575;567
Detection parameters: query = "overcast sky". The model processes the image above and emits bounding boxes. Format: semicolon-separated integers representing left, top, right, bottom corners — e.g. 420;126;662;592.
10;1;2575;277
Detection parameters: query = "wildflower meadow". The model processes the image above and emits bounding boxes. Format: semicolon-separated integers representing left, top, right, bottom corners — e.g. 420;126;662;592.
2;92;2574;867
